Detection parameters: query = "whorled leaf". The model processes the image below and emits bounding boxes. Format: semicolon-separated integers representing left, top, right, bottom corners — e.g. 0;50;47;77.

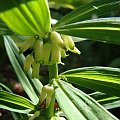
89;92;120;110
0;91;35;113
61;67;120;97
0;0;51;37
55;17;120;44
53;80;118;120
54;0;120;28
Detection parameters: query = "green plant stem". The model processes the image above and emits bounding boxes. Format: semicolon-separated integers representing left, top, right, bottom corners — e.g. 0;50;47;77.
45;64;58;119
49;64;58;80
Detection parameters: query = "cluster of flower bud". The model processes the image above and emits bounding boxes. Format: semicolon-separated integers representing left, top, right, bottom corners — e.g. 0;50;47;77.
39;85;54;108
50;31;81;64
20;31;80;78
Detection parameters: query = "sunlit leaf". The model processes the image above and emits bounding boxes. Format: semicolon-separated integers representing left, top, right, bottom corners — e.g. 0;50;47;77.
53;80;118;120
61;67;120;97
0;91;35;113
0;0;51;37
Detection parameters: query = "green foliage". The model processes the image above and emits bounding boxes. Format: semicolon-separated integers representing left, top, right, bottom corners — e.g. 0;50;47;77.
89;92;120;110
61;67;120;97
0;91;35;113
55;18;120;44
0;0;51;37
53;80;118;120
53;0;120;28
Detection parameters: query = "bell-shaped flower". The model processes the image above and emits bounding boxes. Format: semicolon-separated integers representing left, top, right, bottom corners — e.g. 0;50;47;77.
31;61;40;79
34;40;44;63
39;85;50;104
62;35;75;50
46;86;54;108
43;43;52;65
50;31;66;50
24;54;34;73
51;43;62;64
39;85;54;108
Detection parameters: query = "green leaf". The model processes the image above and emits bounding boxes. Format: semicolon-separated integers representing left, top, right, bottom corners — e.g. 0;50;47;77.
0;90;35;113
7;35;43;95
61;67;120;97
0;0;51;37
89;92;120;109
0;83;28;119
54;0;120;28
53;80;118;120
55;17;120;44
4;36;39;104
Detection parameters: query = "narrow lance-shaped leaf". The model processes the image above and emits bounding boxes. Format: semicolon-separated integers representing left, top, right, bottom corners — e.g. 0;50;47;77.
4;36;39;104
0;0;51;37
54;0;120;28
61;66;120;97
0;83;28;119
0;91;35;114
55;17;120;44
53;80;118;120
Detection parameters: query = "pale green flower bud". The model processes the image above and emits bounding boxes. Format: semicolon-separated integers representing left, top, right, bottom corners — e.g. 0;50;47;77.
24;54;34;73
50;31;66;50
43;43;52;65
34;40;43;63
70;46;81;54
51;43;62;64
40;85;49;104
19;37;35;53
46;86;54;108
31;61;40;79
62;35;75;50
